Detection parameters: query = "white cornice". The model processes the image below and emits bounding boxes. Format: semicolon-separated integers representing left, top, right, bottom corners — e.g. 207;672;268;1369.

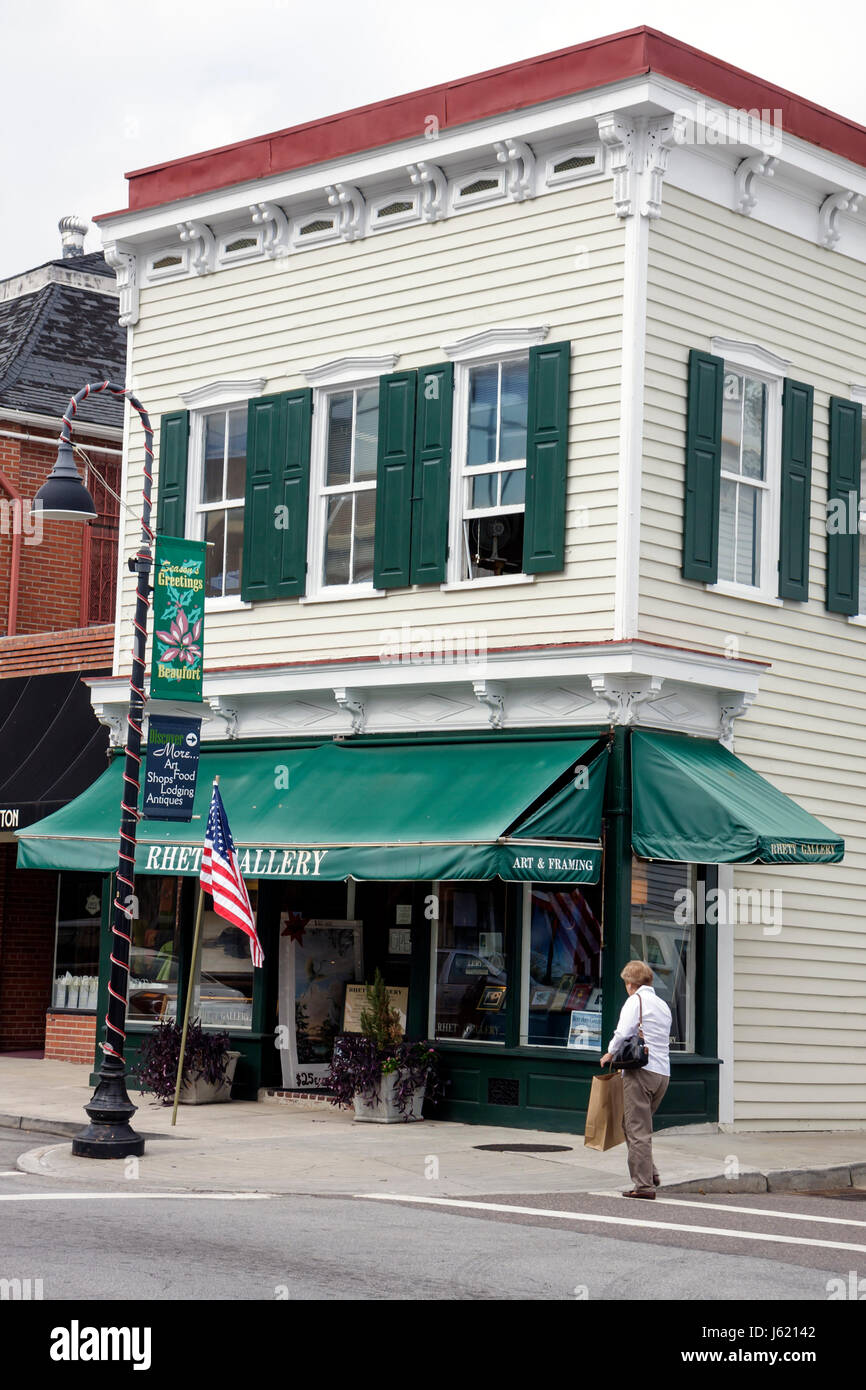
442;325;548;361
849;384;866;404
710;338;790;378
302;354;399;387
180;378;267;410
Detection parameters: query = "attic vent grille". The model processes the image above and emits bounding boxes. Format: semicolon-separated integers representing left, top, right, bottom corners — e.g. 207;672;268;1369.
553;154;595;173
153;254;182;269
460;177;499;197
225;236;257;252
300;218;334;235
376;200;414;218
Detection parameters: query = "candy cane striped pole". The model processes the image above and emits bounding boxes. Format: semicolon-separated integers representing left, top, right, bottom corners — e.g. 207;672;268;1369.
65;381;153;1159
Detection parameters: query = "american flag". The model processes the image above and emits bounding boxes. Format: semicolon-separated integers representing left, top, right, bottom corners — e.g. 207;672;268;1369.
200;782;264;967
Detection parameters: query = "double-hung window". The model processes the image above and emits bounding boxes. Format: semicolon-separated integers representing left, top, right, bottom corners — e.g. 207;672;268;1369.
459;357;529;580
683;341;809;602
718;369;768;587
196;407;247;599
315;384;379;591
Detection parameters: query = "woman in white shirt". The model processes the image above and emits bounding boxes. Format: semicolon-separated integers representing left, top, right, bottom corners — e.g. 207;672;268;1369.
600;960;672;1199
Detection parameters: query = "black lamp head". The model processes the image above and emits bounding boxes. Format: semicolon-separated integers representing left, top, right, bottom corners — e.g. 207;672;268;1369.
34;439;98;522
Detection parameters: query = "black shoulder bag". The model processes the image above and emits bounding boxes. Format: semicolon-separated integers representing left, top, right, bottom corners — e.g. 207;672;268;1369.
612;992;649;1070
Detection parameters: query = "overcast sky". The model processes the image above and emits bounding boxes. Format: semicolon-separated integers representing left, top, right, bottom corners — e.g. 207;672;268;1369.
2;0;866;280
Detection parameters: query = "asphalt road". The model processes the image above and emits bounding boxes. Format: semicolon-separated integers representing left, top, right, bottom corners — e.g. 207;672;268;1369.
0;1126;864;1303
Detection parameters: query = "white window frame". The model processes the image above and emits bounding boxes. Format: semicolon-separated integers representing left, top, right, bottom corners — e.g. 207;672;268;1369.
847;383;866;626
707;338;788;605
144;246;189;283
217;228;264;266
181;379;266;612
544;143;604;188
305;377;384;602
445;344;535;589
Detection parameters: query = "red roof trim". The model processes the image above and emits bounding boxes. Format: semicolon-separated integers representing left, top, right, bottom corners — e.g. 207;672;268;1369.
97;26;866;221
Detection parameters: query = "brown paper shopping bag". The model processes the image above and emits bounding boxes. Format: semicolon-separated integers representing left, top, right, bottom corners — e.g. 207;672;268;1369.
583;1070;625;1151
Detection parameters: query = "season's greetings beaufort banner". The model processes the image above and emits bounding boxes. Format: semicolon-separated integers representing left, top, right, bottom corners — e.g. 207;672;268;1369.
150;536;206;701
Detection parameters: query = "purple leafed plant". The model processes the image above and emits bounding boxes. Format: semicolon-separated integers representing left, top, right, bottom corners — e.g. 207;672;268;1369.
134;1018;231;1104
327;1034;444;1118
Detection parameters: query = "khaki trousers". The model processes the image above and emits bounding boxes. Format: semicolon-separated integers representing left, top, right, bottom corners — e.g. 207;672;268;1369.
621;1068;669;1190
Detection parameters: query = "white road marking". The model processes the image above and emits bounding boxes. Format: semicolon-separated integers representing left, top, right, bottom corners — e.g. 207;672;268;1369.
0;1191;272;1201
356;1192;866;1254
0;1171;26;1176
589;1191;866;1228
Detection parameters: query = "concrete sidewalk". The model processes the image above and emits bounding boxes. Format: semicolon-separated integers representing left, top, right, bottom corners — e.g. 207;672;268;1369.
2;1057;865;1198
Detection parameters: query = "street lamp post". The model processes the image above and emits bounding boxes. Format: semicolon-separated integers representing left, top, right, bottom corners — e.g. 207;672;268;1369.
37;380;155;1158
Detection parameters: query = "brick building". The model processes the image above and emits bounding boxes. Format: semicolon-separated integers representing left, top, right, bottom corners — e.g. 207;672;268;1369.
0;218;124;1060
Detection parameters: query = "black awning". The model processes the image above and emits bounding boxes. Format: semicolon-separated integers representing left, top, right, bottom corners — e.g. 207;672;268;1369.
0;673;109;830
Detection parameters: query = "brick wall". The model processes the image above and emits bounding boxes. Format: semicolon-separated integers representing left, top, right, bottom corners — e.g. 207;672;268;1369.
0;423;119;636
44;1010;97;1064
0;842;57;1049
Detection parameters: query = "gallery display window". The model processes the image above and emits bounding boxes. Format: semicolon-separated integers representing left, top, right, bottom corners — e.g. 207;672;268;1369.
52;872;103;1010
430;881;508;1043
523;883;603;1049
127;876;183;1026
190;882;259;1030
630;858;696;1053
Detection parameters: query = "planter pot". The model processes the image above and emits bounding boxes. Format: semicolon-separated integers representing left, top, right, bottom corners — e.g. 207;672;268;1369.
178;1050;240;1105
353;1072;426;1123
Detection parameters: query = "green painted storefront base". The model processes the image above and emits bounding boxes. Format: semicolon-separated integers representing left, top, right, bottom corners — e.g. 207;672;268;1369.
97;1037;719;1131
432;1047;719;1132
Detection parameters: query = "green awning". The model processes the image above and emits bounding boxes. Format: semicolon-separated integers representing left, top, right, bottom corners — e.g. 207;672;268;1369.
17;737;608;885
631;730;844;865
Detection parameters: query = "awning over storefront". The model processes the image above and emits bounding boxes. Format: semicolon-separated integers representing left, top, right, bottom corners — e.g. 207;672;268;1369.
17;736;608;884
631;730;844;865
0;673;109;830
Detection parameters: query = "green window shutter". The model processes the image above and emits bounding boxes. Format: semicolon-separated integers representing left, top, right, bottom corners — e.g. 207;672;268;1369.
826;395;862;615
374;371;417;589
683;349;724;583
241;390;312;603
778;379;813;601
523;340;571;574
410;363;454;585
273;390;313;598
156;411;189;538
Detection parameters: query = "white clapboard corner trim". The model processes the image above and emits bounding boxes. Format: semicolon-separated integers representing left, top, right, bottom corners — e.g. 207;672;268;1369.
302;354;400;388
442;325;549;362
180;379;268;411
710;338;790;378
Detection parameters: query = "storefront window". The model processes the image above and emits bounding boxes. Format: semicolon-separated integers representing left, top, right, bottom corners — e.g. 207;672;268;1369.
52;873;103;1010
432;882;507;1043
631;859;696;1052
128;877;182;1026
191;883;258;1030
524;884;603;1049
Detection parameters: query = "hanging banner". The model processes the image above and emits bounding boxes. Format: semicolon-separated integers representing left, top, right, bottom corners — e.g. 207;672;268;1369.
142;715;202;822
150;535;206;701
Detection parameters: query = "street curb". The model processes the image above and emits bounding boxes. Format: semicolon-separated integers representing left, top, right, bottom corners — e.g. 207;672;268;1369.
661;1163;865;1195
0;1112;81;1138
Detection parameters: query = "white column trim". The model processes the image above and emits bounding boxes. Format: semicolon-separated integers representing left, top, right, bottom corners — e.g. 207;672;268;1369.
613;205;648;639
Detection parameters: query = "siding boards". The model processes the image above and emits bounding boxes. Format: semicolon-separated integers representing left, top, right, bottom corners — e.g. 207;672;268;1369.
642;183;866;1129
118;182;625;667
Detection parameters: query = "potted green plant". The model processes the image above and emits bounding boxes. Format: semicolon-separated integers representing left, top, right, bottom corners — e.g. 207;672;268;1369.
327;970;443;1123
135;1018;240;1105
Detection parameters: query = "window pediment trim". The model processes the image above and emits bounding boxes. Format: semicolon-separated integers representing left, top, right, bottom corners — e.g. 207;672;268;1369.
180;378;267;410
443;325;548;362
710;338;790;378
849;383;866;405
302;353;400;387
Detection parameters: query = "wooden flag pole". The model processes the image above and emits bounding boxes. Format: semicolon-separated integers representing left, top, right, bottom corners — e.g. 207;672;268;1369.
171;775;216;1127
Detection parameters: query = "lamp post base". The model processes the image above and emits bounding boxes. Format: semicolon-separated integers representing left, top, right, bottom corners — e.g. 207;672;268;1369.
71;1059;145;1159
